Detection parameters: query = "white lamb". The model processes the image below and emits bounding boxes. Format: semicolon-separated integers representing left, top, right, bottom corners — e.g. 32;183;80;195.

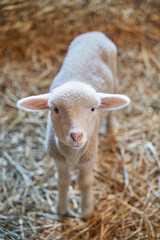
17;32;130;218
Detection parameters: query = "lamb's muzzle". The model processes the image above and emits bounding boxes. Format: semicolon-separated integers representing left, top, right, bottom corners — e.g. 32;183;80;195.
70;132;83;143
67;126;87;149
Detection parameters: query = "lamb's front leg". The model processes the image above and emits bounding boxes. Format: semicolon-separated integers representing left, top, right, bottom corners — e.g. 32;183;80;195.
56;160;71;215
78;160;94;219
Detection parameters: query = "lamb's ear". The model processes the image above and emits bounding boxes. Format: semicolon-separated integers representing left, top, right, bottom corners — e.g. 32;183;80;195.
97;93;130;110
17;93;52;112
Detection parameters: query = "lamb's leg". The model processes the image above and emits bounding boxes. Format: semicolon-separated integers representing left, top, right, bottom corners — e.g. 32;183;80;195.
78;161;94;219
56;160;71;215
107;112;119;135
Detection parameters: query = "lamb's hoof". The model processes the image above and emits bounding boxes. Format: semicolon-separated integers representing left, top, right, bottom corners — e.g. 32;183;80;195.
57;205;68;216
81;208;93;220
108;129;118;137
65;209;79;218
57;207;77;218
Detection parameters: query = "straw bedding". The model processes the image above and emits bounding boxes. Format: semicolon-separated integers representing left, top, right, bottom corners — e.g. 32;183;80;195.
0;0;160;239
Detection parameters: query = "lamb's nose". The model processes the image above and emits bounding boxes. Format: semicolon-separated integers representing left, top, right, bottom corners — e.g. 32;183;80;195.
70;132;83;143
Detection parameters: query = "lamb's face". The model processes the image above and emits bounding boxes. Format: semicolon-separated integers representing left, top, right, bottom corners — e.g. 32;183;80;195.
48;82;100;149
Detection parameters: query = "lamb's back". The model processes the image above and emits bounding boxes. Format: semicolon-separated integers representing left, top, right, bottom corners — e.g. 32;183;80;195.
50;32;117;93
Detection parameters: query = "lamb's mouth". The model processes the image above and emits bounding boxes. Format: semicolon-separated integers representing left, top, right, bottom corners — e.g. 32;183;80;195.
70;142;86;149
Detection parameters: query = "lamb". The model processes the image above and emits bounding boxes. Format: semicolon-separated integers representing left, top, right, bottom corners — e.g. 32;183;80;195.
17;32;130;218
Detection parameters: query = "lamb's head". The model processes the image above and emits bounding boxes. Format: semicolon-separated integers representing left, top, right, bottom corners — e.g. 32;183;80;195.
48;82;100;149
17;82;130;149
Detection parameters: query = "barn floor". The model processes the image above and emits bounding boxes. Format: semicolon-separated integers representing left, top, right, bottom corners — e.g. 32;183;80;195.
0;1;160;239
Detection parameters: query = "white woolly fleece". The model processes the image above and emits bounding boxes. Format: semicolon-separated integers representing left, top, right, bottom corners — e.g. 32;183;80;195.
48;81;101;108
50;31;117;94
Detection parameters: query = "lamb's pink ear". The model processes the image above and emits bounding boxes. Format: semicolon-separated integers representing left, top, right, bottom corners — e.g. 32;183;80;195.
17;93;52;112
97;93;130;110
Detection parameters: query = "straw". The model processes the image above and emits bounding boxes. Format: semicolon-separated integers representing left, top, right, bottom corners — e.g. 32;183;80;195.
0;0;159;239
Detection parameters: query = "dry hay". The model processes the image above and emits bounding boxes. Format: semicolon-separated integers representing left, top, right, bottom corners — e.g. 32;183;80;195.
0;0;160;239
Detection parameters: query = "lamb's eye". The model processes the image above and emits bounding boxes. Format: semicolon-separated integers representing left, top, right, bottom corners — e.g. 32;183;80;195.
91;107;95;112
54;107;59;113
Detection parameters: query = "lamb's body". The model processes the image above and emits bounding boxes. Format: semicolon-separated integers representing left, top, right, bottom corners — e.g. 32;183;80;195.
17;32;130;218
47;32;118;217
50;32;118;94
